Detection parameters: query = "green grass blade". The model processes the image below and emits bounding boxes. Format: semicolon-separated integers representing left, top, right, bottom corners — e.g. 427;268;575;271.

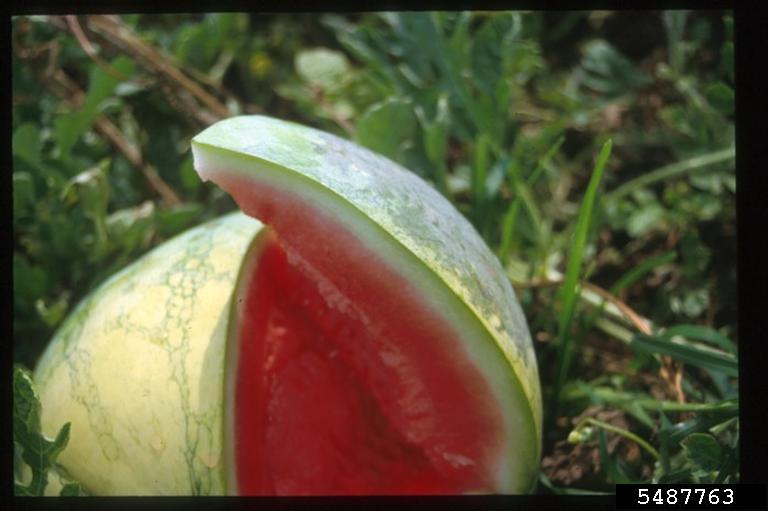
499;195;522;262
507;165;545;249
603;147;734;204
581;249;675;338
552;139;613;409
499;136;562;263
610;250;676;294
632;333;738;377
662;409;739;445
661;324;736;354
563;383;739;414
538;473;614;495
471;133;492;226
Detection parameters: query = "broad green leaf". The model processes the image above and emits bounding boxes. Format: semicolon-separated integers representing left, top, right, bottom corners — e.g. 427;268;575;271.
13;366;41;439
580;40;651;97
54;56;136;159
13;365;75;496
380;13;440;87
682;433;722;472
106;201;155;253
680;231;711;276
662;406;738;445
179;155;202;194
355;97;417;162
705;82;734;115
35;296;69;329
626;203;665;237
173;23;215;71
295;48;350;91
13;172;35;218
418;93;450;191
320;15;399;96
155;203;205;237
60;161;111;263
12;123;43;170
471;12;519;95
13;255;48;305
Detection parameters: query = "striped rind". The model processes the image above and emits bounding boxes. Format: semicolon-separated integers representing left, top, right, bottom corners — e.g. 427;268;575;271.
34;213;263;495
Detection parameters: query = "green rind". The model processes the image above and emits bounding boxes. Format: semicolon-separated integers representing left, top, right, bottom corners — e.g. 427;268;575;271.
34;212;264;495
192;115;542;492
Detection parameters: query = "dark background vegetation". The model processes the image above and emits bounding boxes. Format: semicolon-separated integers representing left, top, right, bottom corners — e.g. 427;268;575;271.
12;11;736;493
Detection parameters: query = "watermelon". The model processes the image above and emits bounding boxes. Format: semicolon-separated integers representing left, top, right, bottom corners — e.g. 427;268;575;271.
34;115;541;496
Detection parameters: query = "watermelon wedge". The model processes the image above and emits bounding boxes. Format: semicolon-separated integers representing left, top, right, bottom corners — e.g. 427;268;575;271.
196;116;542;495
34;115;541;496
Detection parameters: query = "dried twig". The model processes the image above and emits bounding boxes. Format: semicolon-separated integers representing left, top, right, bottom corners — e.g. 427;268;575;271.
518;275;652;336
660;358;687;404
517;268;687;403
86;15;230;124
65;15;130;81
582;282;652;336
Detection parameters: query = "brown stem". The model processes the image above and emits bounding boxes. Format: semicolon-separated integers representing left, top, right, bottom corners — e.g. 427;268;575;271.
582;282;652;336
65;15;131;82
86;15;230;123
519;275;652;336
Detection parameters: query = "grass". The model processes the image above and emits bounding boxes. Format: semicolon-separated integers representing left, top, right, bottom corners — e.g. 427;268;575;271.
552;139;613;417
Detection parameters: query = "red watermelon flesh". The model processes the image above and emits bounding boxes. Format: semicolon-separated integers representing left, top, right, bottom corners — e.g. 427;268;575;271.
224;174;505;495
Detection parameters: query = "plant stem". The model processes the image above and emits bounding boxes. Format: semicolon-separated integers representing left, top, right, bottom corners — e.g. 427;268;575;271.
603;147;734;203
574;417;660;460
563;385;739;413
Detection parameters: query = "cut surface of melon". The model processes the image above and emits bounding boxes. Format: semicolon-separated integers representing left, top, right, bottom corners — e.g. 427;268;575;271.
233;233;502;494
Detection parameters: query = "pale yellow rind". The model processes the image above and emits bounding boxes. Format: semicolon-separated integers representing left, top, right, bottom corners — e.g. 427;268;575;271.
34;213;263;495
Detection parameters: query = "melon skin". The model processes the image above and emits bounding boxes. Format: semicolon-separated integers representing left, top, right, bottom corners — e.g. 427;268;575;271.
34;115;542;495
193;116;542;492
34;212;264;495
192;116;542;433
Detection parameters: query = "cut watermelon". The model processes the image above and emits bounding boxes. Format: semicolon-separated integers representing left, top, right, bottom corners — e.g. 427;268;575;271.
194;116;541;495
33;115;540;496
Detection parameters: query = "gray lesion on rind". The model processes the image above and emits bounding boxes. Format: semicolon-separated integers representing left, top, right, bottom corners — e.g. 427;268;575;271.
194;117;539;401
